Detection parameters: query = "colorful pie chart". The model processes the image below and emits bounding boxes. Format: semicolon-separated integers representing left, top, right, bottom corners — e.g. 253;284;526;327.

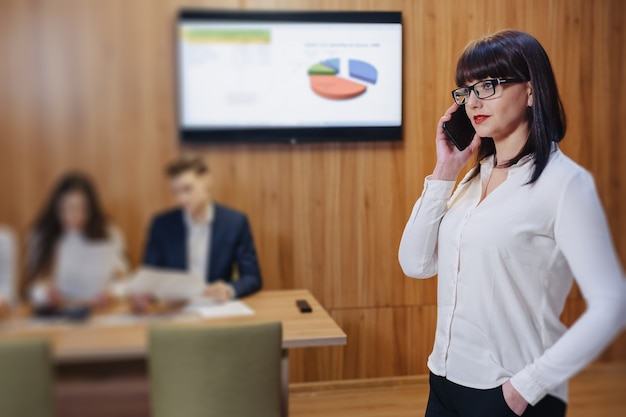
308;58;378;100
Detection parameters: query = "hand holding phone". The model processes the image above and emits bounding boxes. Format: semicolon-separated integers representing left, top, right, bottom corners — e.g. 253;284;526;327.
443;105;476;151
432;103;481;181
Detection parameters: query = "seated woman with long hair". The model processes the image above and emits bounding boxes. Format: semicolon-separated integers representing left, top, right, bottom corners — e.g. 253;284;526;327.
25;173;128;308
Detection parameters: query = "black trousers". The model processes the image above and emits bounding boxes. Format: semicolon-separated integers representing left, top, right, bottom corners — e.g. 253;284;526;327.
425;373;567;417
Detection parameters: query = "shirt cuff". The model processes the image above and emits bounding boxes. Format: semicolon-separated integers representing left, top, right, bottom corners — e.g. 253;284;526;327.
510;367;548;406
226;283;237;300
422;176;456;200
29;282;49;307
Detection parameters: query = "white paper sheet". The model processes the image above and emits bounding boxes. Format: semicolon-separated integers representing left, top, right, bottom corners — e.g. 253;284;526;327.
184;299;255;319
126;267;205;302
55;240;118;300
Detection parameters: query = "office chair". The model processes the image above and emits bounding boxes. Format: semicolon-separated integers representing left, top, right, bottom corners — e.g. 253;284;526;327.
0;338;54;417
149;321;282;417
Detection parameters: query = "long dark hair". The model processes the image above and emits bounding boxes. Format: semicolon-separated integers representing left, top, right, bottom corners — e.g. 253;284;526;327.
456;30;566;184
26;172;109;283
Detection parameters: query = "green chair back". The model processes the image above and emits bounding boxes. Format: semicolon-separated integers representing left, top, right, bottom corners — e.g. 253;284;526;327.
149;321;282;417
0;338;54;417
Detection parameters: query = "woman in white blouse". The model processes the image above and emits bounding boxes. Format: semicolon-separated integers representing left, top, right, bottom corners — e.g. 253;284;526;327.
26;173;127;309
399;30;626;417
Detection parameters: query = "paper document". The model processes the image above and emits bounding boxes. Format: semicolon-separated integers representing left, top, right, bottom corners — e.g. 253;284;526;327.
126;267;205;302
184;299;255;319
55;241;118;300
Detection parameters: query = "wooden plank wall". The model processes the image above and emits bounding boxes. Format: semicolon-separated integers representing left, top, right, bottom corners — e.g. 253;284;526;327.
0;0;624;382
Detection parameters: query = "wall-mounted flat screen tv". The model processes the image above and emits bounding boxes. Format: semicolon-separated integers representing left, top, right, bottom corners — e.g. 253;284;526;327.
177;10;403;144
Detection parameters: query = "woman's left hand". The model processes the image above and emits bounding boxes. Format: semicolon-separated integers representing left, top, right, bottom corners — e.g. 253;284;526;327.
503;380;528;416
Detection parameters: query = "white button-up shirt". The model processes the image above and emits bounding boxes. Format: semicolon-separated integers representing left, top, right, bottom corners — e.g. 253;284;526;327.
184;203;215;282
399;146;626;405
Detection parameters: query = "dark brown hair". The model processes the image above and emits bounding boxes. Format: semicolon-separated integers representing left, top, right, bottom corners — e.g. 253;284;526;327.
165;156;209;178
456;30;566;184
26;172;109;283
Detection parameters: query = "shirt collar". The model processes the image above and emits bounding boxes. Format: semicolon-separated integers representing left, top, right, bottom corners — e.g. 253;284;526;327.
61;229;84;241
479;142;558;176
184;202;215;228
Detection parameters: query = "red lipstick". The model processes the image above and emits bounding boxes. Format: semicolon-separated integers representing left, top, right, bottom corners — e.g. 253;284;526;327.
473;115;489;125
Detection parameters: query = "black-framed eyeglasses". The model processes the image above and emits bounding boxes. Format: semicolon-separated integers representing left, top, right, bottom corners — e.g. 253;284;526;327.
451;78;525;105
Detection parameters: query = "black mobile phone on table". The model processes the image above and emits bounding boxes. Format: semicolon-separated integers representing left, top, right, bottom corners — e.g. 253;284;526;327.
296;299;312;313
443;105;476;151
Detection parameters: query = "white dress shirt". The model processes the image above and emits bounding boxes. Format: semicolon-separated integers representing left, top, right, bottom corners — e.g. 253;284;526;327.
184;203;214;282
398;145;626;405
0;227;16;304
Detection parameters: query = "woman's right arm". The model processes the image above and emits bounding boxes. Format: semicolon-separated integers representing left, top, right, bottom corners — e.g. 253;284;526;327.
398;179;455;278
398;104;480;278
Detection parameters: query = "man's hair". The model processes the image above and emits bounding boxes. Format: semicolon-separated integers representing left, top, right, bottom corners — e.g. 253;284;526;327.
165;156;209;178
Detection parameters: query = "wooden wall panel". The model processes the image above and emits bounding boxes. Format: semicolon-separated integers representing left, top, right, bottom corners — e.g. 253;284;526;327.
0;0;624;383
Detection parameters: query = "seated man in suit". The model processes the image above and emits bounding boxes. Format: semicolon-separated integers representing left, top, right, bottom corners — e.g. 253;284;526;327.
143;156;262;302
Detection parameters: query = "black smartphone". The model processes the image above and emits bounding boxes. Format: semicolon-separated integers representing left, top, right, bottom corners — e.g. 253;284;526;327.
443;105;476;151
296;299;312;313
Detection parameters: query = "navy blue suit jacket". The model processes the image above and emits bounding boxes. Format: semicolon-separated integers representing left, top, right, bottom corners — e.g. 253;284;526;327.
142;204;262;298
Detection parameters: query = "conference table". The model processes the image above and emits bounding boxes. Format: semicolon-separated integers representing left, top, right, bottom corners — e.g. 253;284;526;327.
0;289;347;417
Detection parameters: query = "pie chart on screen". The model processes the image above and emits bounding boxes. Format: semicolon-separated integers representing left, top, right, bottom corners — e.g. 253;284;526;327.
308;58;378;100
